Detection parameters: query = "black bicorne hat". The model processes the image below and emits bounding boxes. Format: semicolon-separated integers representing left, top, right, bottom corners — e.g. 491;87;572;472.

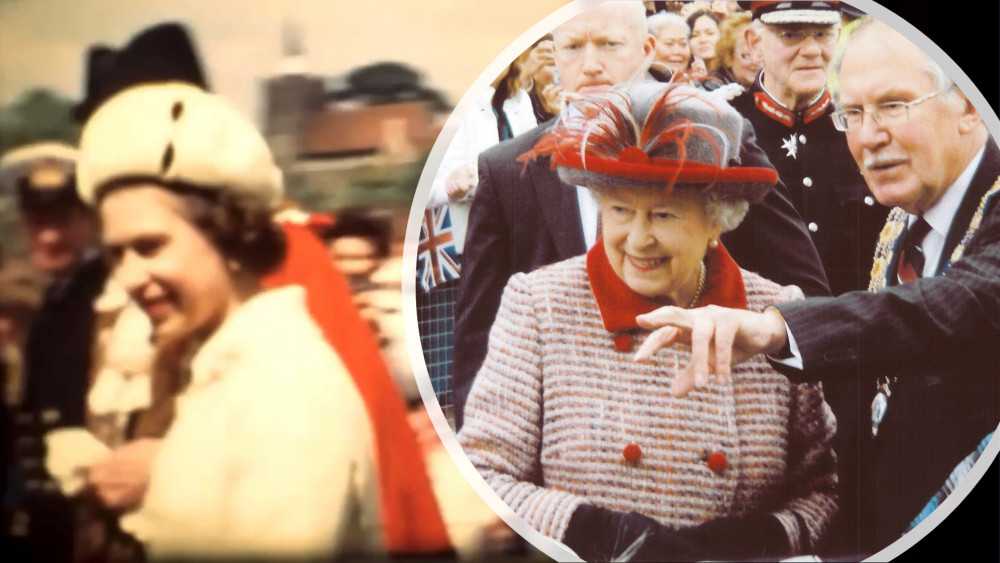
74;22;210;123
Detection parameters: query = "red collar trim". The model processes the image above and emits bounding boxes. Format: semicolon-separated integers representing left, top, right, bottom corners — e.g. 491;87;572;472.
586;238;748;333
753;88;832;127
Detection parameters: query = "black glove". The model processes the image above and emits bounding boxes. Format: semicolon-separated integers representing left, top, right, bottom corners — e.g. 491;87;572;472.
681;514;792;561
562;504;791;562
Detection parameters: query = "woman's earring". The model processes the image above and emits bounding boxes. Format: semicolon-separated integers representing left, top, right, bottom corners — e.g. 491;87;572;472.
708;238;719;249
227;259;242;274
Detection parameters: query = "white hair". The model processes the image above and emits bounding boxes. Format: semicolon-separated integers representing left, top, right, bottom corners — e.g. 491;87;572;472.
648;12;690;38
832;17;957;106
705;196;750;233
588;187;750;233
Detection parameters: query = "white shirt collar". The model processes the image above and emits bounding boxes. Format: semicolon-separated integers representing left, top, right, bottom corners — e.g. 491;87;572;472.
907;143;986;277
915;144;986;237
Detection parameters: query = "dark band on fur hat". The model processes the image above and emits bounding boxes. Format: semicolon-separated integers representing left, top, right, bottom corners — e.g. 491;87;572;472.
74;22;209;123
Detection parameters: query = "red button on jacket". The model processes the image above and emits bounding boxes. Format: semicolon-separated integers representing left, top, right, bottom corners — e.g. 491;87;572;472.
707;451;727;474
614;333;634;352
622;443;642;463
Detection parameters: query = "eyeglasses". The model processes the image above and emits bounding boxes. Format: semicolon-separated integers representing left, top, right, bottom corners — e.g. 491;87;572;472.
830;86;954;132
768;28;838;47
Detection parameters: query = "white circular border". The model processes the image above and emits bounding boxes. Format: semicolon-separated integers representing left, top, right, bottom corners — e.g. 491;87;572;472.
401;1;1000;561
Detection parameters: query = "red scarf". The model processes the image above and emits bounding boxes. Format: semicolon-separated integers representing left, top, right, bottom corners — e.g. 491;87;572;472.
262;223;452;555
587;238;748;334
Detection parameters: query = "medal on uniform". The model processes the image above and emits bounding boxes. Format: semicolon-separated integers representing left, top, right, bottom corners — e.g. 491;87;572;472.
871;377;893;437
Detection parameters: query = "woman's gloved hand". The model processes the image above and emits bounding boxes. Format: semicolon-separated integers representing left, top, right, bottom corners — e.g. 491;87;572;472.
562;503;791;562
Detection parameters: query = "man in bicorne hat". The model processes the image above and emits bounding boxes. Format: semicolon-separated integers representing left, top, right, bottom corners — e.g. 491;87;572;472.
734;0;889;297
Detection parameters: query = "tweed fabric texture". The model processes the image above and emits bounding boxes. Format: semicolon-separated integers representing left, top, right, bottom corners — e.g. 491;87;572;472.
459;256;838;554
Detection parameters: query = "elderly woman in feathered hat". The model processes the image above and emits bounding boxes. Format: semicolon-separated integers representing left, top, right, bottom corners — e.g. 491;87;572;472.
457;81;838;562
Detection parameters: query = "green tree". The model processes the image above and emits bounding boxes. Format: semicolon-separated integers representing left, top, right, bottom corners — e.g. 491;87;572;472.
0;88;79;155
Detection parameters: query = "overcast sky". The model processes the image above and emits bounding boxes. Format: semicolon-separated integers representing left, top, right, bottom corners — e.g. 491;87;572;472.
0;0;569;124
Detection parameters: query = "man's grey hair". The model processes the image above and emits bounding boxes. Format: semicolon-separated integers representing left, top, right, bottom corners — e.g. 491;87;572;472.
648;12;690;39
831;17;956;103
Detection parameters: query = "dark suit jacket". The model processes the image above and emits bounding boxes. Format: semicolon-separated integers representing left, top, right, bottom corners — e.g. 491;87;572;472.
776;139;1000;554
453;116;831;429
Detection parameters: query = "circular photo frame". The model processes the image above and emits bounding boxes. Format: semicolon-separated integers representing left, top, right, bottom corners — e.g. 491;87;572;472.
405;1;1000;561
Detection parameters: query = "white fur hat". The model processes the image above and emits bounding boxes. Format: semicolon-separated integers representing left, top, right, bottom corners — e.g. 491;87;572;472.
76;83;283;206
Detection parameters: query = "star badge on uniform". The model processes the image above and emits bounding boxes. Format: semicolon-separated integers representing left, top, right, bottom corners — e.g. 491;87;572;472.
781;134;798;159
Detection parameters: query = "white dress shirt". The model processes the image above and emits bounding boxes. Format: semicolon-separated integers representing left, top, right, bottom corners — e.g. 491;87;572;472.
778;143;987;368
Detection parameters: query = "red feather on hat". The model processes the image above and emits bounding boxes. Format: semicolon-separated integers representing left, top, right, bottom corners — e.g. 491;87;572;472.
519;84;736;194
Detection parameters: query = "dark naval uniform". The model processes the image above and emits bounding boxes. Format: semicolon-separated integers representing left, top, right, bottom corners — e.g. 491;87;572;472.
7;255;108;562
1;142;108;561
731;77;890;296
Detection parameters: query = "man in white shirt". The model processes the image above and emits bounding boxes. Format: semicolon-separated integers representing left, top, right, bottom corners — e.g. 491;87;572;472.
635;18;999;556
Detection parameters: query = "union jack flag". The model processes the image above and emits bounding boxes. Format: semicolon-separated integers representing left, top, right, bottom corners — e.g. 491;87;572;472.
417;206;461;291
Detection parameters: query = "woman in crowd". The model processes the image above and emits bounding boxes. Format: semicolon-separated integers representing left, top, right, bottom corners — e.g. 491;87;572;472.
71;82;417;560
711;11;762;87
648;12;694;76
457;82;838;562
686;9;722;71
426;39;547;253
523;36;560;123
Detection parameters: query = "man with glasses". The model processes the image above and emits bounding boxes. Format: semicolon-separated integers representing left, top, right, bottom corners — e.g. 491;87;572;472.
636;17;999;557
733;1;889;296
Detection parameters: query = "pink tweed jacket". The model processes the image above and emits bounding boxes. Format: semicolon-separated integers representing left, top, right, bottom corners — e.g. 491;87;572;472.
458;244;838;555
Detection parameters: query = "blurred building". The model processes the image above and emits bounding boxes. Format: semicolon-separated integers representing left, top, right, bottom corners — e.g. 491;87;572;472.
262;21;450;234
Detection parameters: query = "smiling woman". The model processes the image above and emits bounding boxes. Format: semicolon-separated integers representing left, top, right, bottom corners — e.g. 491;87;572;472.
98;184;283;346
73;82;389;560
457;81;838;562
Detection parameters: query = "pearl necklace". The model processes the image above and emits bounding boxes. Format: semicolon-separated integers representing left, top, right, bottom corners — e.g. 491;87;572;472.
686;261;707;309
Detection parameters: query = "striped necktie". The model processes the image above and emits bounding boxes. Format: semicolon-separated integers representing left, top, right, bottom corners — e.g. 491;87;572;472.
897;217;932;283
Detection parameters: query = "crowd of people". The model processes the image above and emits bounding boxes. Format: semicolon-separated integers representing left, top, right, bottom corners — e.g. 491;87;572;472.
421;0;1000;561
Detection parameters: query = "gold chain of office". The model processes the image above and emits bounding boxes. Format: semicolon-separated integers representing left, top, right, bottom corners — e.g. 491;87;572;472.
868;176;1000;292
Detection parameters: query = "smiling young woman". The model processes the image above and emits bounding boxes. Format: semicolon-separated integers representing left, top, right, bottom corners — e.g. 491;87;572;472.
70;81;452;561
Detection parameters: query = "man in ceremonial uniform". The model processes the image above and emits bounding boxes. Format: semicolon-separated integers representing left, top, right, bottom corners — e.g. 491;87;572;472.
734;0;890;296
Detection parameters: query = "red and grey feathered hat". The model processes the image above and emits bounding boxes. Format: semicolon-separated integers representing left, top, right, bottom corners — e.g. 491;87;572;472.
520;81;778;203
737;1;843;25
